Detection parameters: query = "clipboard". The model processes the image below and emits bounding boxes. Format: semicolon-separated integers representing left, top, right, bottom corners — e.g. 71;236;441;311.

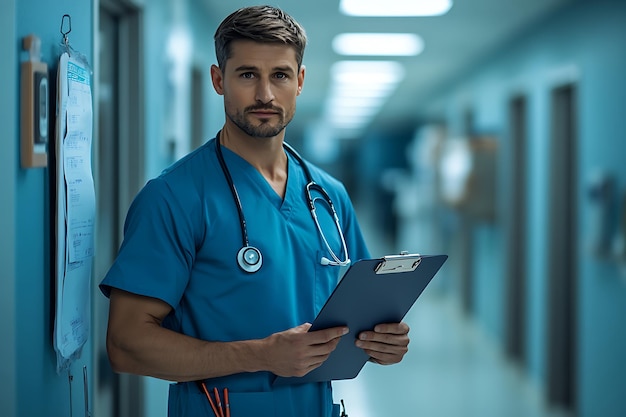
273;253;448;385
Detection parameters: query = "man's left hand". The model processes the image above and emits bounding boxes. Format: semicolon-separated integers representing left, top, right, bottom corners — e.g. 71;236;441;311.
355;322;410;365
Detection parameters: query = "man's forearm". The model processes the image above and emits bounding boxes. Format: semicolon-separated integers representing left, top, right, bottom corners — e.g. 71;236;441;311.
107;323;269;382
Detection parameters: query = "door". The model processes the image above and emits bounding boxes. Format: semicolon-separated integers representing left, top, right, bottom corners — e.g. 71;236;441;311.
505;95;528;365
94;2;145;416
459;107;475;314
190;66;205;150
546;83;578;413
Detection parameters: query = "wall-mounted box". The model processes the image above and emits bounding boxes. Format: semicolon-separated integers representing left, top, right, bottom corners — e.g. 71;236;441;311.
21;34;48;168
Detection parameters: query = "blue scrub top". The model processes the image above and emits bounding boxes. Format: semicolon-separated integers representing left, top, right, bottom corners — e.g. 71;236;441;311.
101;137;370;417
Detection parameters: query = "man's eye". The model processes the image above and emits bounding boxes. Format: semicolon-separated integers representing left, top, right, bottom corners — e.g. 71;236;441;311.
275;73;288;79
241;73;254;79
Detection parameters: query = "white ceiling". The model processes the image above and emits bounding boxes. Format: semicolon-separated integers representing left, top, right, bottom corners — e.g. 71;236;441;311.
200;0;572;137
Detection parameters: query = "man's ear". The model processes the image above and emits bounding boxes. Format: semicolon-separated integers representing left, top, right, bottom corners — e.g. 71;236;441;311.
297;64;305;96
210;64;224;95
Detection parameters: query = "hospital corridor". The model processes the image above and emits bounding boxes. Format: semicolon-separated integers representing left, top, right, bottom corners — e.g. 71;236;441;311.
2;0;626;416
331;209;574;417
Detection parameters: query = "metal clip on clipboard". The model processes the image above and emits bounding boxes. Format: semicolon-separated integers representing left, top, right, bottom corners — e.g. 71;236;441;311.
374;252;421;274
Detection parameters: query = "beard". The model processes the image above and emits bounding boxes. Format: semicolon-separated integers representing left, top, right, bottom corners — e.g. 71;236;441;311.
225;103;294;138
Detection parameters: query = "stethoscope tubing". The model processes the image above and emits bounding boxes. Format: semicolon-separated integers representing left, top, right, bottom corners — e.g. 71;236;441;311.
215;136;249;247
215;132;349;272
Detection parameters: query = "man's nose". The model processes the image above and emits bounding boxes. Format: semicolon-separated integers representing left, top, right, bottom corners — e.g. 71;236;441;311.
255;79;275;104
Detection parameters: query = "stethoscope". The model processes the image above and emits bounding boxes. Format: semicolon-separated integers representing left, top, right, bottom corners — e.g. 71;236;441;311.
215;132;350;273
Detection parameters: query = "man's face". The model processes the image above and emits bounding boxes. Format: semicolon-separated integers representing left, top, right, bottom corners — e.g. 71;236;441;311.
211;40;305;138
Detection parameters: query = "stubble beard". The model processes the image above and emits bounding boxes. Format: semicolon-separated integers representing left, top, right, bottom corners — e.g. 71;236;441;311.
226;105;294;138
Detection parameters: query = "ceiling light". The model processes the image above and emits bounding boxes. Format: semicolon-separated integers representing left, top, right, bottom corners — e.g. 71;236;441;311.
333;33;424;56
323;61;405;132
340;0;453;17
327;96;386;110
331;61;405;84
333;84;396;99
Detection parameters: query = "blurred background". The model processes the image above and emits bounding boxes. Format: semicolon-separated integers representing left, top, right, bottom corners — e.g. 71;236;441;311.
2;0;626;416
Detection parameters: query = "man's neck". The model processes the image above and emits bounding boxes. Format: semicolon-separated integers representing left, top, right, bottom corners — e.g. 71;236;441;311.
219;125;288;198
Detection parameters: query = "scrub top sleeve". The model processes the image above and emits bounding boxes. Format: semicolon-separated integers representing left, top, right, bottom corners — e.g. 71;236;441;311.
100;178;198;309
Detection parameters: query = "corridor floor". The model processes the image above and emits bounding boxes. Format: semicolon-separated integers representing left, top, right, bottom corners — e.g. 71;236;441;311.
332;290;572;417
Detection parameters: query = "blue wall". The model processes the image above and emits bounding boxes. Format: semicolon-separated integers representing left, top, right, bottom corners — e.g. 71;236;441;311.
1;1;94;416
427;1;626;415
0;1;18;415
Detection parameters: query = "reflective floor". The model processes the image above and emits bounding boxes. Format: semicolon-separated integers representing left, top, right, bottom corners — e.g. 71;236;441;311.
332;291;572;417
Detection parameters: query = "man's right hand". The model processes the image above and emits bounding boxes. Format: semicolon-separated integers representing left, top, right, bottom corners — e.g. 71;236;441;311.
262;323;349;377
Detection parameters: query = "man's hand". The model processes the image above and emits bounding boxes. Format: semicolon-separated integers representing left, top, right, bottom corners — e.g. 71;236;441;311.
263;323;349;377
356;322;410;365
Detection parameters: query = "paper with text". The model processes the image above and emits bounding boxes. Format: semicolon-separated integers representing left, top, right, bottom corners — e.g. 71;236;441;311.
53;51;94;372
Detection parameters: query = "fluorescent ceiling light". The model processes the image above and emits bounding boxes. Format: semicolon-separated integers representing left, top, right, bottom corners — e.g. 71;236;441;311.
331;61;405;84
324;60;405;132
330;120;374;131
340;0;452;17
332;85;396;98
329;116;371;128
329;106;380;119
333;33;424;56
327;96;386;110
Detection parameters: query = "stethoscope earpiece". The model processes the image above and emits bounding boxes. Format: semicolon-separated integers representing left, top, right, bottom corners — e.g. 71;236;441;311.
320;256;350;267
237;246;263;273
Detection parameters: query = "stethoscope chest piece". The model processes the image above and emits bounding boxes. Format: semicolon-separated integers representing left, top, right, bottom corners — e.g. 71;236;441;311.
237;245;263;273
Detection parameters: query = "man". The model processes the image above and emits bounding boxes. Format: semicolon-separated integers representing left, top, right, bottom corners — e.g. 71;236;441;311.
101;5;410;416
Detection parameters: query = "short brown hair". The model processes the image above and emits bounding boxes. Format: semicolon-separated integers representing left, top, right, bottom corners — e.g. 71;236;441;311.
214;5;307;70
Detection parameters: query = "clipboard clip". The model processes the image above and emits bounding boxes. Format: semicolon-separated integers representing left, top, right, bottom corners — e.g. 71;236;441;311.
374;252;421;274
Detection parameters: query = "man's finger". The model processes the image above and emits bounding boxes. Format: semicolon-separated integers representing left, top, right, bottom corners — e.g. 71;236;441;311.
307;326;349;344
373;322;410;334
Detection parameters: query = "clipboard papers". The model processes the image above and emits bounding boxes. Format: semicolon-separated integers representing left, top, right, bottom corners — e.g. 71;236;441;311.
274;253;447;385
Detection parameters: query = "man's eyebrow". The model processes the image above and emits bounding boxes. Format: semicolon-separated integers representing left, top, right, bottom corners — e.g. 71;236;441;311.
233;64;296;74
234;65;259;72
272;65;296;74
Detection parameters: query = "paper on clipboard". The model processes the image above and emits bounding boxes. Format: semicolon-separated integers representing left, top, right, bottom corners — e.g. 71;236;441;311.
53;51;95;372
273;253;448;385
